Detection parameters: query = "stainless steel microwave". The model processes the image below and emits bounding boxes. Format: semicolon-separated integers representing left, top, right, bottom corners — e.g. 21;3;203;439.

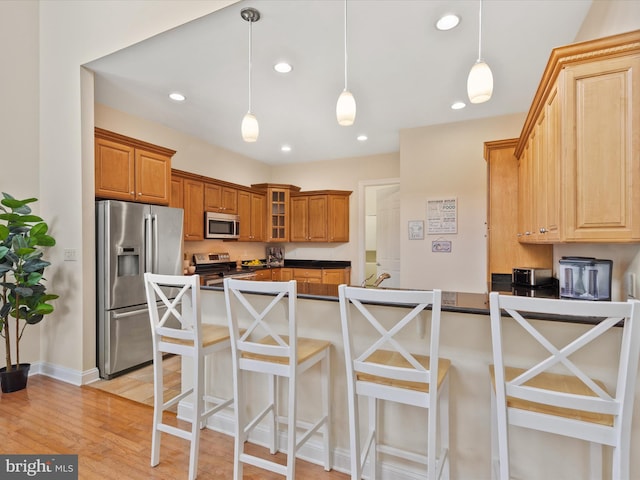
205;212;240;239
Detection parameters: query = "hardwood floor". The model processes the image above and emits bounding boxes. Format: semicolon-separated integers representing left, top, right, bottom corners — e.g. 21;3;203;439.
1;375;349;479
87;355;181;412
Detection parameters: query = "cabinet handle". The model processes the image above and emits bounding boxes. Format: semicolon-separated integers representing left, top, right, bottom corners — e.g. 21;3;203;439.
539;227;547;234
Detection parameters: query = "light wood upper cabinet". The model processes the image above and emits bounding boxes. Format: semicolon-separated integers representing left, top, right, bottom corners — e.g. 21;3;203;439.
95;128;174;205
252;184;301;243
183;178;204;241
290;191;351;243
237;189;266;242
485;139;553;282
514;31;640;243
204;182;238;214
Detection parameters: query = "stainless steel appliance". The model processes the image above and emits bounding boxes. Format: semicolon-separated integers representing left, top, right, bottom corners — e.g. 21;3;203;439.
205;211;240;239
96;200;184;379
512;267;553;287
193;252;257;286
559;257;613;301
266;245;284;266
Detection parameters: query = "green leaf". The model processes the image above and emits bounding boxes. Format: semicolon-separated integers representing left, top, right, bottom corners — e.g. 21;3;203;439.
0;224;8;240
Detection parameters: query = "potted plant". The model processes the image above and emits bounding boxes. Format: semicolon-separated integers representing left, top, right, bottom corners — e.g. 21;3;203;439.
0;193;58;393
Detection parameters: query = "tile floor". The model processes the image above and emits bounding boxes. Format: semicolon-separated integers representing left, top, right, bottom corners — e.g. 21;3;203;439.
88;355;181;411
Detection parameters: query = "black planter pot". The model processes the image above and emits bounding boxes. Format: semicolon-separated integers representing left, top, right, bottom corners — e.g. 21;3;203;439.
0;363;30;393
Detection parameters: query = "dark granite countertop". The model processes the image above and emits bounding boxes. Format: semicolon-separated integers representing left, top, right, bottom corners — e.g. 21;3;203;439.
203;281;607;325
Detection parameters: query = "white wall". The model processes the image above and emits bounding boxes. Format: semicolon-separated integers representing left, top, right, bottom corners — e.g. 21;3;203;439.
400;113;526;293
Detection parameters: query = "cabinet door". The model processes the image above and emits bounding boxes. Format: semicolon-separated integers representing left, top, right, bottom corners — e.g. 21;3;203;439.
542;87;561;242
293;268;322;284
562;54;640;241
237;190;252;241
253;269;272;281
134;148;171;205
328;194;350;242
308;195;328;241
275;268;294;281
322;269;346;285
95;137;135;201
268;188;289;242
205;183;238;214
486;140;552;281
183;179;204;241
250;192;266;241
170;176;184;209
290;196;309;242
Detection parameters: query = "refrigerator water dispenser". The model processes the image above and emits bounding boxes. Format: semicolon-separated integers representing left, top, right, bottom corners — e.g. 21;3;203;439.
559;257;612;301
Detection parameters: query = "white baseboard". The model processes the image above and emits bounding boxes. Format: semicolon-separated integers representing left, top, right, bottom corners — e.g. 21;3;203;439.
29;361;101;386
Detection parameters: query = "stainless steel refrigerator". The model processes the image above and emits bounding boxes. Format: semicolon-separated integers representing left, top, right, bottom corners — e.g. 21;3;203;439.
96;200;184;379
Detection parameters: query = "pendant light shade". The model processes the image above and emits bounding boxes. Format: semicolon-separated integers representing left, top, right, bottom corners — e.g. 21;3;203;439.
336;0;356;126
241;8;260;142
337;89;356;126
467;0;493;104
467;60;493;104
241;112;259;143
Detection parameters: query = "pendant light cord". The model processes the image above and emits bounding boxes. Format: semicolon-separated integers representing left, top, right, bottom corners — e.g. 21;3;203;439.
248;18;253;113
343;0;348;90
477;0;483;61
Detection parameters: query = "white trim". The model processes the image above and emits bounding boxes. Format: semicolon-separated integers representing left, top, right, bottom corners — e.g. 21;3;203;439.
30;361;101;386
358;178;400;286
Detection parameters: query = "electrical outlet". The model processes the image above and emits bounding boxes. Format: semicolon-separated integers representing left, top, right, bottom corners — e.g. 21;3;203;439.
64;249;77;262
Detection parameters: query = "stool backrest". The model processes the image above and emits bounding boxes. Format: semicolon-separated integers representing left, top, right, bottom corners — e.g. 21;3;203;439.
224;278;297;366
144;272;201;354
489;292;640;426
338;285;443;389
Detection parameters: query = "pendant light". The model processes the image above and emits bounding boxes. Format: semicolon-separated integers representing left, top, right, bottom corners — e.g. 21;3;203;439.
336;0;356;126
241;8;260;142
467;0;493;104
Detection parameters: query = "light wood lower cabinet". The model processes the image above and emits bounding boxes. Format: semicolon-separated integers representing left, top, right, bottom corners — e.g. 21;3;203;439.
95;128;174;205
266;267;350;285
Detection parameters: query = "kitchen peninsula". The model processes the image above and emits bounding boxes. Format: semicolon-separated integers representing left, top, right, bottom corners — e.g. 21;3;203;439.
191;284;635;479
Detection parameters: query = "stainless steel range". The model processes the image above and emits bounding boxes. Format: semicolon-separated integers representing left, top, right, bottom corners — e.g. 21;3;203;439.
193;252;257;286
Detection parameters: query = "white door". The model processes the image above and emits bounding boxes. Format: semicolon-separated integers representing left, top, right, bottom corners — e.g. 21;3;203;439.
376;185;400;287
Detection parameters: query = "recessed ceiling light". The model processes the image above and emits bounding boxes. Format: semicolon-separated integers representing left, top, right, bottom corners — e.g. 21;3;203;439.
281;145;292;152
274;62;293;73
357;135;368;142
436;14;460;31
451;101;466;110
169;92;186;102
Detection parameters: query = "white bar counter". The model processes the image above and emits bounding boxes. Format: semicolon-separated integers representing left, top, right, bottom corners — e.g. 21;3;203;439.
183;286;639;480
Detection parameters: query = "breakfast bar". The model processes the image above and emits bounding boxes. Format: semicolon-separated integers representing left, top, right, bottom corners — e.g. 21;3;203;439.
186;285;639;479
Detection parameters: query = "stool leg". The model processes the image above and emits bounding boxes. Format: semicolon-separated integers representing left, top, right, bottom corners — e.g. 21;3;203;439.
151;354;163;467
233;367;245;480
440;376;450;479
322;350;331;471
188;355;204;480
369;396;378;479
269;373;278;454
286;369;297;480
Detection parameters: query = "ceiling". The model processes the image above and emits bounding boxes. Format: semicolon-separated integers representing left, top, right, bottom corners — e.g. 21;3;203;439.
87;0;592;165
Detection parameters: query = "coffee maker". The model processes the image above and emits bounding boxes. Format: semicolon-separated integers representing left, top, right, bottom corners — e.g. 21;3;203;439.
266;245;284;267
558;257;612;301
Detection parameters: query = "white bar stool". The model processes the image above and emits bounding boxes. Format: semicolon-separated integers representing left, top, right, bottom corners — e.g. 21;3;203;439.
338;285;450;479
144;273;234;480
489;292;640;480
223;278;332;480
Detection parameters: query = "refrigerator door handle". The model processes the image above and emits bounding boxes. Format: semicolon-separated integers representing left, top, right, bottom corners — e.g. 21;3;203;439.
144;213;152;273
152;213;159;273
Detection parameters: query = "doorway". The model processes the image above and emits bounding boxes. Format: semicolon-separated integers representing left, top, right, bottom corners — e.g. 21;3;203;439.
359;179;400;288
